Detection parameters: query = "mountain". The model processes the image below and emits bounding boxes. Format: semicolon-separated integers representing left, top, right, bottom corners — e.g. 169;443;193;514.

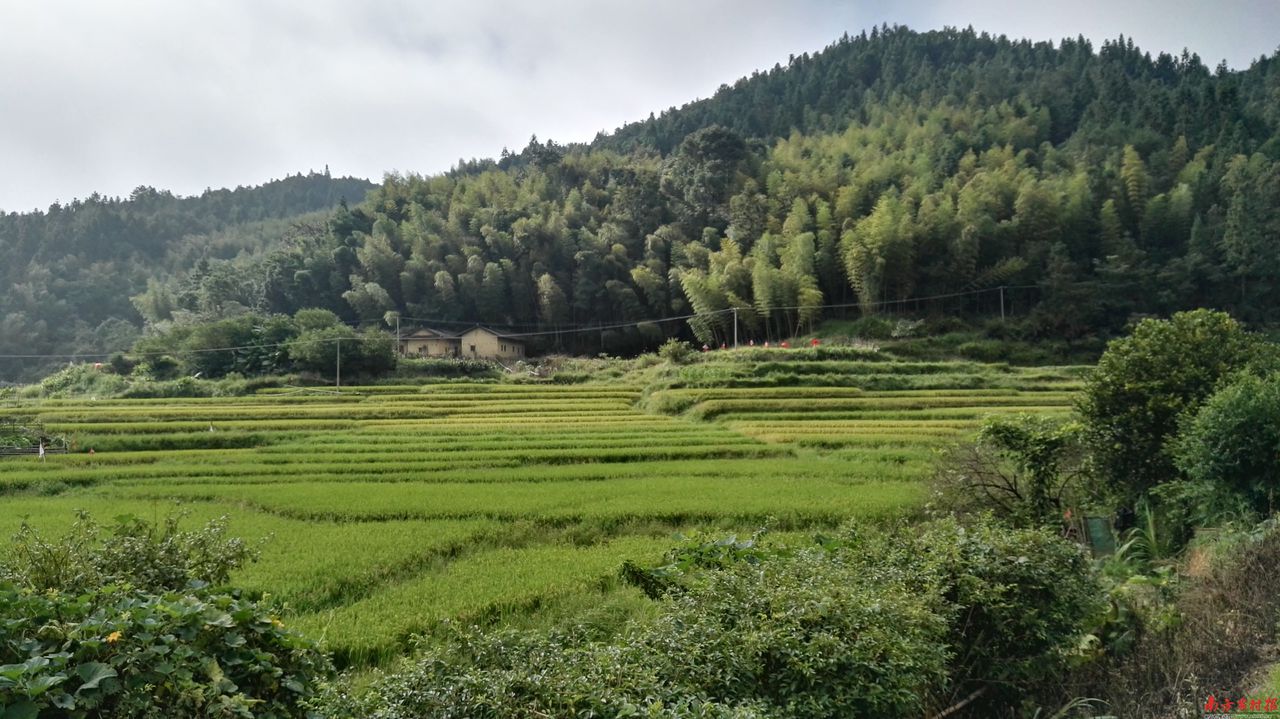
5;25;1280;382
0;172;374;381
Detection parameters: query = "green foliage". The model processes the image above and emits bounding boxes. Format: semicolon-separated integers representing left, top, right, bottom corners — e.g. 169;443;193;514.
1079;309;1260;500
1172;373;1280;513
36;365;129;399
1085;518;1280;717
932;414;1086;526
393;356;499;379
658;338;694;364
0;582;329;719
0;511;327;718
323;546;950;719
0;419;46;450
0;512;257;594
286;325;395;379
0;174;373;383
621;530;774;599
320;518;1100;719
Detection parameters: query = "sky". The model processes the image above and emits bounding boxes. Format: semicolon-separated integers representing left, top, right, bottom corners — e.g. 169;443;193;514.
1;0;1276;213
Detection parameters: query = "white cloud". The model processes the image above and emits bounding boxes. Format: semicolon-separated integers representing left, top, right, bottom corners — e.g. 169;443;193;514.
0;0;1273;212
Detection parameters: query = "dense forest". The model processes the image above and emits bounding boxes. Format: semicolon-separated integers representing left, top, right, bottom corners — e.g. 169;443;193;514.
5;25;1280;381
0;172;374;381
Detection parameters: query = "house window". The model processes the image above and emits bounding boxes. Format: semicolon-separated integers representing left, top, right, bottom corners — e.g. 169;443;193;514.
470;344;476;353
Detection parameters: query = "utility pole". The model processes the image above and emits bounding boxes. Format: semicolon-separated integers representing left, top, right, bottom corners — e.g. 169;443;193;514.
732;307;739;349
335;337;341;388
999;286;1006;322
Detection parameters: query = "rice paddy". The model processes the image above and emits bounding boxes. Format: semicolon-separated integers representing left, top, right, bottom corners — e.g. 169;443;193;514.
0;355;1084;665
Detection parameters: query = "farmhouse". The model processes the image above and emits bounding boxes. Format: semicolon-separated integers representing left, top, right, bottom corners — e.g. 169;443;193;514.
399;325;525;361
459;326;525;361
399;327;459;358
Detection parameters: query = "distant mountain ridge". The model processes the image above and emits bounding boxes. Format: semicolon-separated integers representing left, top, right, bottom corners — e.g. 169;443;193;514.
590;25;1277;155
0;171;374;381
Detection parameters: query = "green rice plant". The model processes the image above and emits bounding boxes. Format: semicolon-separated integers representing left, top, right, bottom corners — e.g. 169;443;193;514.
291;536;673;666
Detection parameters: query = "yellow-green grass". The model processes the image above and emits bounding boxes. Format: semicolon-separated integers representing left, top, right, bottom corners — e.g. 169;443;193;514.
110;474;921;524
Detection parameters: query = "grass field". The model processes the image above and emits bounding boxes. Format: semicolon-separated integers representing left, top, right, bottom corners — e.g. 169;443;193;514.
0;352;1084;666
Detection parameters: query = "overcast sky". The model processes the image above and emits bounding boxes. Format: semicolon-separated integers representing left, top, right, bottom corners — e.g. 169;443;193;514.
2;0;1276;213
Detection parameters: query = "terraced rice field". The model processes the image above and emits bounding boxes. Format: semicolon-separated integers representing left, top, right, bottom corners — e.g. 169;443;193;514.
0;357;1084;665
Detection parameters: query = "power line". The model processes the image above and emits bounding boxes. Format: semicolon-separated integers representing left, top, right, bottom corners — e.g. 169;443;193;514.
0;284;1041;360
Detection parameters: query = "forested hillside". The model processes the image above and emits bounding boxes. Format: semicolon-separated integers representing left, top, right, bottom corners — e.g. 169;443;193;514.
0;172;374;381
6;25;1280;381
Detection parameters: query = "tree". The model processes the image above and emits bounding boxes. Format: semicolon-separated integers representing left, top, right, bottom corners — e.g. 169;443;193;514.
1120;145;1149;229
1080;309;1259;501
1173;373;1280;514
287;325;395;380
932;414;1086;526
535;273;569;325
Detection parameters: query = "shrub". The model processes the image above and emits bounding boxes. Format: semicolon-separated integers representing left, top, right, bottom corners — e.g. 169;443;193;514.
1172;373;1280;514
117;376;214;399
131;354;183;381
658;338;694;364
912;519;1103;713
1086;519;1280;717
0;511;257;594
931;414;1087;527
107;352;135;375
843;315;896;340
0;583;329;719
323;549;948;719
1079;309;1260;501
0;512;328;718
394;357;500;378
320;519;1100;719
36;364;129;398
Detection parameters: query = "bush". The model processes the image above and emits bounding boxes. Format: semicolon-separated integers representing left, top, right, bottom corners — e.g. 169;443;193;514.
0;513;328;718
0;511;257;595
1086;519;1280;717
842;315;896;340
1079;309;1260;501
137;354;182;380
931;414;1087;527
1173;373;1280;514
658;338;694;364
0;583;329;719
320;519;1101;719
324;549;948;719
36;364;129;398
117;376;214;399
394;357;499;378
107;352;135;375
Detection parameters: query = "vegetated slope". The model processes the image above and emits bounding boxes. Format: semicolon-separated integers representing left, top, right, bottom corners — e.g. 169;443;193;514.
0;172;375;382
121;25;1279;366
592;25;1278;155
0;351;1079;665
14;26;1280;382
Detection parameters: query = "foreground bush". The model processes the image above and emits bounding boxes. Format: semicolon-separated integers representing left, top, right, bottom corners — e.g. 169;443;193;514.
0;584;328;719
1082;519;1280;717
1173;373;1280;515
320;518;1100;719
1079;309;1259;501
0;512;256;595
0;513;330;718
